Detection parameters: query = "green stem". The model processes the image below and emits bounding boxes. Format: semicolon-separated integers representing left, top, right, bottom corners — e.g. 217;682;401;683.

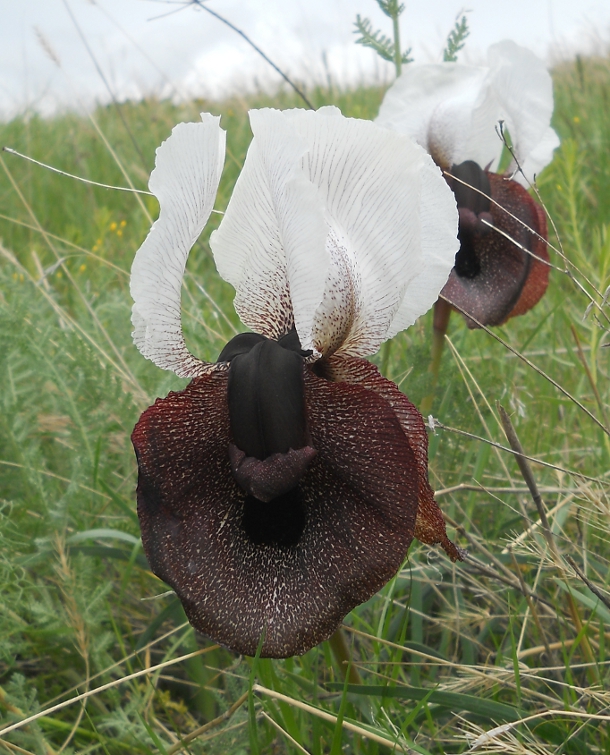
380;339;393;376
420;298;451;416
392;9;402;77
328;629;361;685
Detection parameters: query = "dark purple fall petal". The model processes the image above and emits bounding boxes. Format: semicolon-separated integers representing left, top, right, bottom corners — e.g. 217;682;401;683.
320;356;464;562
132;365;422;658
442;172;550;328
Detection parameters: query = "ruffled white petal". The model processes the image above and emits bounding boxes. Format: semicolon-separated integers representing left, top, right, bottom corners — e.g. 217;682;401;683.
130;114;226;377
285;107;458;356
376;41;558;181
210;109;330;349
214;107;458;358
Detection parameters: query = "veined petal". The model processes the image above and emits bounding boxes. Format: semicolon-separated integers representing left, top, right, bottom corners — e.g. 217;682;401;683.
321;355;464;562
211;108;330;349
284;107;458;356
130;114;226;377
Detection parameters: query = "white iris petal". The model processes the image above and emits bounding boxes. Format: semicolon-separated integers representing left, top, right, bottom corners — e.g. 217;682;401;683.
132;106;460;373
282;107;459;357
130;113;225;377
211;108;330;352
376;40;559;184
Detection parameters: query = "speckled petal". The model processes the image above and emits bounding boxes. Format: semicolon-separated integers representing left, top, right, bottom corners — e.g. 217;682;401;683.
285;107;458;357
131;114;225;377
504;192;549;320
320;355;463;562
210;109;329;344
441;173;549;328
132;365;423;658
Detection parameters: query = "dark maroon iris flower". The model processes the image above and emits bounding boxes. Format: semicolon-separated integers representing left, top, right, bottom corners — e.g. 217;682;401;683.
376;40;559;327
130;107;463;657
441;160;550;328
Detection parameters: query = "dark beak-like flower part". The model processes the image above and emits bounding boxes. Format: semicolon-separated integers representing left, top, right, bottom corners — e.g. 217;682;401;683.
130;107;463;657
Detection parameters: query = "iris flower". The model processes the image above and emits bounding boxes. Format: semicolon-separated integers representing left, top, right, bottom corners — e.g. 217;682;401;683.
130;107;463;658
376;40;559;327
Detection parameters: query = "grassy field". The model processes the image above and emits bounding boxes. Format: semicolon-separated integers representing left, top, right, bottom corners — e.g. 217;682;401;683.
1;53;610;755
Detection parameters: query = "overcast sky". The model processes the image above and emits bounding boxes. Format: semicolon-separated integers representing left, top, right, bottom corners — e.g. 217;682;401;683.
2;0;610;120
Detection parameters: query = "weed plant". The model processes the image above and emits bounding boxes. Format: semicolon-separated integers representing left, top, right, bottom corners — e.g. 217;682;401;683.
1;54;610;754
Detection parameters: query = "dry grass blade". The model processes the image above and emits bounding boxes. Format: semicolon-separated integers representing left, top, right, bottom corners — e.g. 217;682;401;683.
565;555;610;612
166;692;248;754
260;711;312;755
0;157;145;398
2;147;153;195
0;647;218;739
432;418;601;482
440;295;610;437
0;243;148;402
252;684;415;753
498;404;599;679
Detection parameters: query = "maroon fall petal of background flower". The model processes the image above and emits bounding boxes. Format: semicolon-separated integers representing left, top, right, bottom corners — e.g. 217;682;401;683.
441;173;550;328
132;363;447;658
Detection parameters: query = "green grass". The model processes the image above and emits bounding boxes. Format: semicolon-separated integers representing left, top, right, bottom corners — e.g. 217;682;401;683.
1;55;610;754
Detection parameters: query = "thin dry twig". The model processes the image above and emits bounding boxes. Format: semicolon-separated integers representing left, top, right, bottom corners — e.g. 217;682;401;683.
431;418;600;483
2;148;153;194
186;0;315;110
565;555;610;613
498;404;598;680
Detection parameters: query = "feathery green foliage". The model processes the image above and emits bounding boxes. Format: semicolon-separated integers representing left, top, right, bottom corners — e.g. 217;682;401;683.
354;0;412;77
443;13;470;62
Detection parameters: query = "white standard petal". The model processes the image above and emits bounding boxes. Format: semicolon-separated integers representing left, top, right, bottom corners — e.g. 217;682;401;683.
210;108;330;350
486;40;558;181
376;42;558;179
285;107;459;357
130;113;226;377
375;64;501;169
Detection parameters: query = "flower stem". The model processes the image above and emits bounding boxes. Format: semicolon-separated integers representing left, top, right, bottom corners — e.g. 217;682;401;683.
420;298;451;416
328;629;361;685
392;10;402;77
380;339;393;376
